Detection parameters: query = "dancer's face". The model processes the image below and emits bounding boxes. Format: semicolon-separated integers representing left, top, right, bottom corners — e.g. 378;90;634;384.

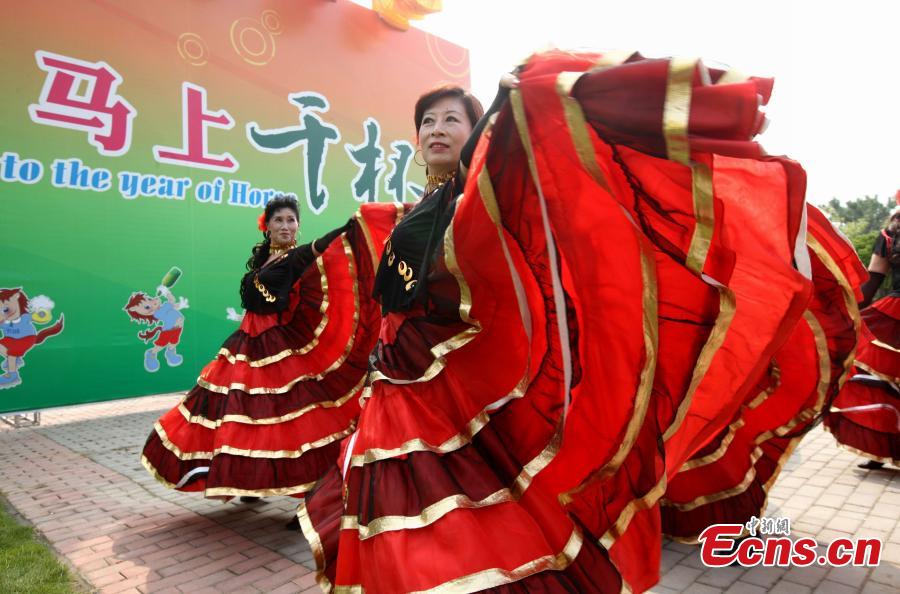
417;96;473;178
267;207;299;245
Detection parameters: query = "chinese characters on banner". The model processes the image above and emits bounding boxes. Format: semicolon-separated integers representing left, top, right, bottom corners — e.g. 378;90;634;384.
28;50;422;209
29;50;136;156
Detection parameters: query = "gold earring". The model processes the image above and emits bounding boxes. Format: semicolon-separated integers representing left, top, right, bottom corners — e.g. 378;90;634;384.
414;149;426;167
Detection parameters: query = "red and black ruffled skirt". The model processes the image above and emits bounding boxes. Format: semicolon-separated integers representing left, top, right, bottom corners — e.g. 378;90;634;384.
140;205;403;498
824;294;900;465
298;51;863;593
661;205;865;541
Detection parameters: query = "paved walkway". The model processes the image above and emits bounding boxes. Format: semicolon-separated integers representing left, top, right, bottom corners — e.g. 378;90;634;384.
0;394;897;594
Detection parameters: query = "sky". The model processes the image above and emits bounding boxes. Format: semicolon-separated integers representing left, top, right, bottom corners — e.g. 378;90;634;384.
358;0;900;206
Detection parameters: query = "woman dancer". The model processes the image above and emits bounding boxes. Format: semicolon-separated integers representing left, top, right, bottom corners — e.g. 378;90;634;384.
825;203;900;469
141;194;395;503
299;51;863;593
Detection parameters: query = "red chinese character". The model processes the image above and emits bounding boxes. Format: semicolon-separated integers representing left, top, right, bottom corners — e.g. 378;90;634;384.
153;83;238;172
28;50;136;156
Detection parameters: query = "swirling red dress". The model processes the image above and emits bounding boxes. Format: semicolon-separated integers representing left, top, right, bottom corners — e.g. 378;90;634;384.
141;205;403;498
299;51;863;593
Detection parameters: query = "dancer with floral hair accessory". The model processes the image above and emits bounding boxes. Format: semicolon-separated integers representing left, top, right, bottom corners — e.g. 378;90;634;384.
140;194;395;514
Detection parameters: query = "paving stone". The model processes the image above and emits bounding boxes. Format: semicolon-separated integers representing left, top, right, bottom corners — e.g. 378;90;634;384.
868;562;900;588
724;582;768;594
828;515;864;533
825;565;869;588
812;579;862;594
663;540;698;555
807;475;836;487
847;494;879;507
658;565;703;590
678;584;721;594
2;398;897;594
790;521;822;538
836;509;866;521
767;580;812;593
819;528;859;542
844;503;875;515
870;503;900;520
175;569;235;590
646;587;680;594
861;581;899;593
697;566;745;589
880;542;900;564
660;547;688;572
677;550;708;569
291;572;319;590
739;566;786;588
801;506;837;522
781;563;831;587
786;495;816;509
817;494;847;509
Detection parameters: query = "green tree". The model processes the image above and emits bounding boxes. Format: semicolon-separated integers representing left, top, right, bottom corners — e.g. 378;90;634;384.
821;194;895;299
821;194;893;264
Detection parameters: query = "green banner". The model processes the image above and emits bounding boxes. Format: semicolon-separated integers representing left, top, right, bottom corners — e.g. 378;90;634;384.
0;0;471;413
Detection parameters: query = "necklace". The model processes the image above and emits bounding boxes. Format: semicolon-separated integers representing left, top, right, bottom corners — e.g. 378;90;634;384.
269;240;296;257
425;170;456;195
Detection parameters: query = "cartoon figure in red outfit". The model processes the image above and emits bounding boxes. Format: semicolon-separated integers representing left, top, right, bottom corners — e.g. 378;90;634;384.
123;268;189;373
0;288;65;389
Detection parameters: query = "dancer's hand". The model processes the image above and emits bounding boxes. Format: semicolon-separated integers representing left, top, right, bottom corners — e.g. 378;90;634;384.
499;72;520;89
459;71;519;179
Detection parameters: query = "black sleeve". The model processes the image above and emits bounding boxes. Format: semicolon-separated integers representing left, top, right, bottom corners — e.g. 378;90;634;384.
859;271;885;309
873;232;889;258
312;220;353;255
289;243;317;278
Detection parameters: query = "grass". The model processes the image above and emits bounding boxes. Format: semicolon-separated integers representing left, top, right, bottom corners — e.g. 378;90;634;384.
0;498;81;594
